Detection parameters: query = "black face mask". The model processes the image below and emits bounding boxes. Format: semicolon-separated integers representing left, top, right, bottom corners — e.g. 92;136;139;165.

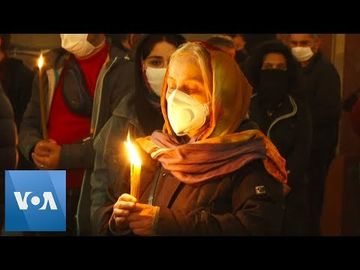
62;56;93;117
257;69;288;109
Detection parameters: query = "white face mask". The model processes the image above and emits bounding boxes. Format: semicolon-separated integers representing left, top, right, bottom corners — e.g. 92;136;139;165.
291;46;314;62
166;89;209;136
145;67;167;97
60;34;96;58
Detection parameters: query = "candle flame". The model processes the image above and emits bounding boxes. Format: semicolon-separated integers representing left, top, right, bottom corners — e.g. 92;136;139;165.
125;132;142;167
37;53;44;70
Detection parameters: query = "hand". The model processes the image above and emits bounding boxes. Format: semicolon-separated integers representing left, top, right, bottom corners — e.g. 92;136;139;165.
128;203;159;236
110;193;137;233
32;139;61;169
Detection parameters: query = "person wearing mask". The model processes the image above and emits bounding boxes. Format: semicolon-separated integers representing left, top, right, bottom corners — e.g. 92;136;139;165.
90;34;186;235
240;34;277;84
0;84;17;232
108;42;288;236
288;34;341;235
248;40;312;235
19;34;134;235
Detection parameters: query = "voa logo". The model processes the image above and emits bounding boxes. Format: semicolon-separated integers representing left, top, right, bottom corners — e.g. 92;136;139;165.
5;170;66;232
14;192;58;210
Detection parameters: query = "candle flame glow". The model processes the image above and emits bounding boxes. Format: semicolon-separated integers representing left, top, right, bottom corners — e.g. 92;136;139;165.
37;53;44;70
125;132;141;167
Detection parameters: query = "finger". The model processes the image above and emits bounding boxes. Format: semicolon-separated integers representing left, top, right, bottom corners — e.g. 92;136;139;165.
128;220;145;230
115;217;126;226
118;193;137;203
32;157;46;170
113;209;129;217
33;149;50;156
35;141;52;152
44;142;60;152
133;203;150;212
34;142;51;156
47;139;58;144
32;153;49;165
117;201;136;210
127;211;141;222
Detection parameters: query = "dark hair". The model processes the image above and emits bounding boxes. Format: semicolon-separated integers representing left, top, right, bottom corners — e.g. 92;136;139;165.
244;40;299;91
138;34;186;61
133;34;186;134
206;36;235;49
242;34;276;55
107;34;130;51
0;34;11;51
107;34;144;52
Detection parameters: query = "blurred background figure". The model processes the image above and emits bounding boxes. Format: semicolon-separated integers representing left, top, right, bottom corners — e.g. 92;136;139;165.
0;34;34;129
247;40;312;235
0;34;34;170
229;34;248;65
244;34;277;55
206;35;236;58
288;34;341;235
240;34;278;83
106;34;144;59
0;84;18;232
342;88;360;136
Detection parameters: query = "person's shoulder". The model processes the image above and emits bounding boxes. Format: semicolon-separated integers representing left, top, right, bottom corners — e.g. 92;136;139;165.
233;159;264;181
232;160;284;202
314;53;340;76
112;93;138;122
0;86;14;118
6;57;34;77
42;48;69;70
109;45;134;64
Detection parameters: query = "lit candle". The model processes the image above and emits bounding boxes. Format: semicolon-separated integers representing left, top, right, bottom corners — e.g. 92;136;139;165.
37;53;48;139
124;132;142;199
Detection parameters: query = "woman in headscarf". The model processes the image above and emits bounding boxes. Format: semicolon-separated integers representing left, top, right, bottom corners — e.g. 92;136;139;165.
110;41;288;236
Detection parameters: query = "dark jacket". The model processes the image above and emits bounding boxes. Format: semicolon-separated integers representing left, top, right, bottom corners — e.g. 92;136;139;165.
0;84;17;172
296;52;341;154
148;160;284;236
90;93;148;234
250;94;311;235
0;57;34;129
19;44;135;235
250;94;312;188
0;84;17;229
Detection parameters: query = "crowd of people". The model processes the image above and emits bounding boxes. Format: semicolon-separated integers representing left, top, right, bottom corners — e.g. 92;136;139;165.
0;33;343;236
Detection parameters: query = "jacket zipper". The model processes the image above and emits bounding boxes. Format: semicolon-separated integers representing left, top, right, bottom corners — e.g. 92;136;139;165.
148;163;162;205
